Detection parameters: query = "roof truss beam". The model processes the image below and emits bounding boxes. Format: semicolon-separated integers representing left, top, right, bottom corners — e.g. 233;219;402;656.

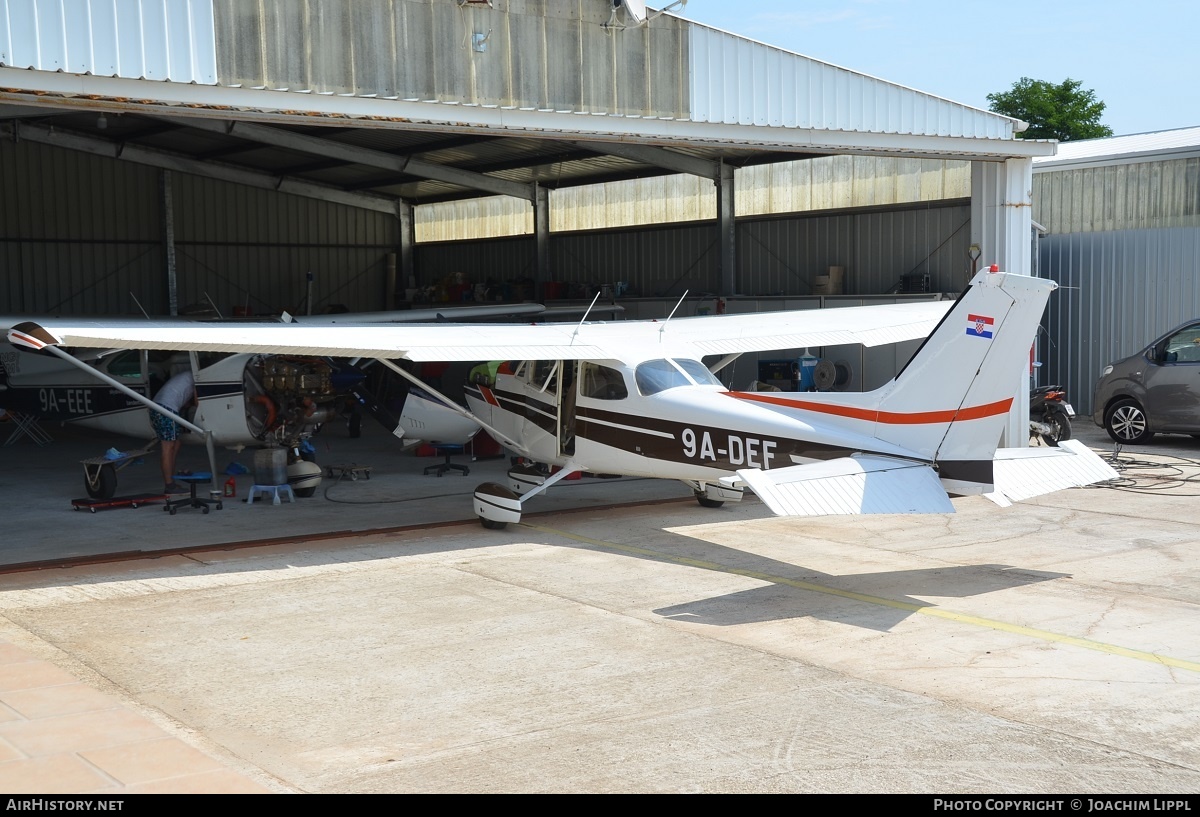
1;121;402;215
574;140;720;180
153;115;537;202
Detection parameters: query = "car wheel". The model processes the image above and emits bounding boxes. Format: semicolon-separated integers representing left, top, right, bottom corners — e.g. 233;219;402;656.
1105;399;1154;444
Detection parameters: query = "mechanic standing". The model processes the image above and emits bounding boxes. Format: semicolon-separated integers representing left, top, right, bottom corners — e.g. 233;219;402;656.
151;369;198;494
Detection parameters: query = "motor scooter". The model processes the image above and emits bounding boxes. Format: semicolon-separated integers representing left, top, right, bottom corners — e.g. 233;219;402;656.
1030;384;1074;446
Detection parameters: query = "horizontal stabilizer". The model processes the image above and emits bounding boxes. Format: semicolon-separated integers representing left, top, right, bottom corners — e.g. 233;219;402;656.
984;440;1118;506
737;456;955;517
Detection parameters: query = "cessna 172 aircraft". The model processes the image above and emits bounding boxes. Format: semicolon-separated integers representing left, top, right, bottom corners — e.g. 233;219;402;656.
5;268;1117;525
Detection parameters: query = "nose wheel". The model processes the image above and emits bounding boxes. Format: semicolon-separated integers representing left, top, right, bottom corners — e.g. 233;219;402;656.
474;482;522;529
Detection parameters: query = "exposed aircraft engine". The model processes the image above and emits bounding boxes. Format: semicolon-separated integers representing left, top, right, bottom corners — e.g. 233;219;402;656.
243;356;340;443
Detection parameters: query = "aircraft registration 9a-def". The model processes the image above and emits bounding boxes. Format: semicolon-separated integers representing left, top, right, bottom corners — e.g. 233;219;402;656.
6;269;1116;527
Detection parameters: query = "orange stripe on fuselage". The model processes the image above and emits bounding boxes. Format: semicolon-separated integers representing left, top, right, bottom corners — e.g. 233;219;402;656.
727;391;1013;425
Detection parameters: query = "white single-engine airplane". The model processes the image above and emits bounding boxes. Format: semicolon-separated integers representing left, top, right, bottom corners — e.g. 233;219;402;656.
5;268;1116;524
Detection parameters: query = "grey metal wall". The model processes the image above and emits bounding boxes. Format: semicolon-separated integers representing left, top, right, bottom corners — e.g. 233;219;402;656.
1040;226;1200;417
0;138;162;316
740;203;971;296
1033;157;1200;234
172;174;398;315
415;200;971;298
0;140;399;316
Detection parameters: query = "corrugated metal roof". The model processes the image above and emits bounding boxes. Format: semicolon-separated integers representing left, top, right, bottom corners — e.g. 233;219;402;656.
0;0;216;83
688;24;1017;142
1034;126;1200;170
0;1;1049;213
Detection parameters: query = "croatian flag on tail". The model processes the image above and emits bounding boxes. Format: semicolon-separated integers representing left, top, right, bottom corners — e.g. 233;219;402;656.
966;314;994;339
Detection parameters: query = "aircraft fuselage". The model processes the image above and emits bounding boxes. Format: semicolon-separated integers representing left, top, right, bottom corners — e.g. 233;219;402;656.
464;357;922;485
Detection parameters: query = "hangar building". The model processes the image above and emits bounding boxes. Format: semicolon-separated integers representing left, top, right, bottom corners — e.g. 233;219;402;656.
1;0;1051;436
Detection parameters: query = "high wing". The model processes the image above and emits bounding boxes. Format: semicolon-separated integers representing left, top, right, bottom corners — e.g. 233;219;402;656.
290;303;624;323
0;302;547;335
8;299;950;363
289;303;547;323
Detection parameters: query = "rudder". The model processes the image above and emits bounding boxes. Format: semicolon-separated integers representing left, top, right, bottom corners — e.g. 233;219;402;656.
869;269;1056;490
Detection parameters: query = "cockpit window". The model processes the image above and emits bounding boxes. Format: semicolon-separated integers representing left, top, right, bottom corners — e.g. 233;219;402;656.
635;358;720;396
580;363;628;400
532;360;559;393
104;350;143;380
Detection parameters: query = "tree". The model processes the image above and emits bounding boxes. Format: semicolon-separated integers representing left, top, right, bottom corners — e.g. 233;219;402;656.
986;77;1113;141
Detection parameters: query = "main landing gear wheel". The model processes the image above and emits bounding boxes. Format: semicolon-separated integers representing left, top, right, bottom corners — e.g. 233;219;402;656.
695;491;724;509
85;463;117;500
1105;398;1153;444
479;517;507;530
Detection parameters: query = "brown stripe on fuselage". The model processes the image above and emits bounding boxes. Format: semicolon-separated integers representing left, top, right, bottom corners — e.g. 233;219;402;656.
466;383;558;435
574;404;853;472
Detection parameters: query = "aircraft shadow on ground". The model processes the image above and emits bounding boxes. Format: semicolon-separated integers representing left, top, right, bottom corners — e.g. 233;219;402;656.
651;562;1067;632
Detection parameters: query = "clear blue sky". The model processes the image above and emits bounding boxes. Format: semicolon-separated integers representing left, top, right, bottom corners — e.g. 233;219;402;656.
675;0;1198;137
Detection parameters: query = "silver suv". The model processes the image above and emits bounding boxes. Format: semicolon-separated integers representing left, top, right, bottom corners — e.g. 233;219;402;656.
1093;320;1200;443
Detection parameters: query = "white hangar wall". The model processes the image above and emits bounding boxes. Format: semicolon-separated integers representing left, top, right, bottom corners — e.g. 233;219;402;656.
416;156;972;240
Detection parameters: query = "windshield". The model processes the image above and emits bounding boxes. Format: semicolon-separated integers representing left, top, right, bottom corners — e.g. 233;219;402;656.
673;358;722;387
635;358;721;396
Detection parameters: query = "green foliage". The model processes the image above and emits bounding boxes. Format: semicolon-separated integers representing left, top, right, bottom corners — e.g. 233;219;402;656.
986;77;1114;141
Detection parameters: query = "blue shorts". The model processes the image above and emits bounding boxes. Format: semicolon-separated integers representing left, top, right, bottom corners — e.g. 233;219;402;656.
151;410;179;442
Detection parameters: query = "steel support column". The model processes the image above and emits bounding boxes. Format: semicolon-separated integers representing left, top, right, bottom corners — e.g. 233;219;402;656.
397;200;415;300
718;161;737;296
971;158;1035;446
161;170;178;317
535;184;551;293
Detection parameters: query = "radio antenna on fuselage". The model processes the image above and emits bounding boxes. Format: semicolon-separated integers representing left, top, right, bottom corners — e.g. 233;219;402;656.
659;290;688;338
571;291;601;342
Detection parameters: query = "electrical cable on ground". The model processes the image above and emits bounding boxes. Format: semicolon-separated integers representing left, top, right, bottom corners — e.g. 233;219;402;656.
1086;442;1200;496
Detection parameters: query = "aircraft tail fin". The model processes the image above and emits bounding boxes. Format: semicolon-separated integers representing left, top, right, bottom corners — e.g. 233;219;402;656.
866;269;1056;491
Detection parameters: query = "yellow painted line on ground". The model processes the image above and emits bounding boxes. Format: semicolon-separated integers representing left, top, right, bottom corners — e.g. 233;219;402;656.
522;522;1200;674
